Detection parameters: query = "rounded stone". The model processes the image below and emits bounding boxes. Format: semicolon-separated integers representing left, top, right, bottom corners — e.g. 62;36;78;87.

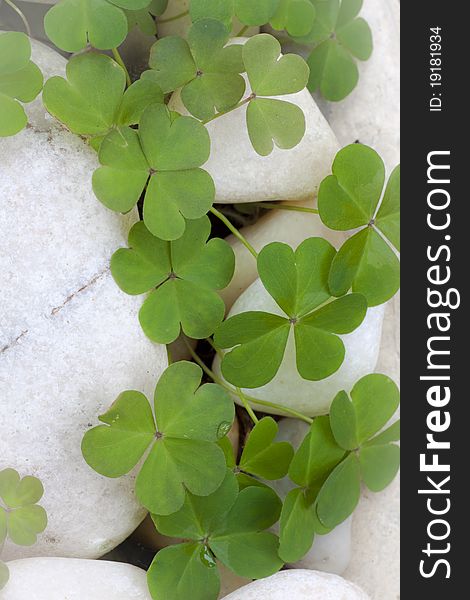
169;38;339;205
220;569;370;600
213;278;384;417
0;39;167;560
1;558;151;599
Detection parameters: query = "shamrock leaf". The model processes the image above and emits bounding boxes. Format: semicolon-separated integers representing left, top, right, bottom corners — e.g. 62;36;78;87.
270;0;317;38
278;416;344;561
243;34;309;155
239;417;294;480
0;561;9;591
148;470;283;600
92;103;214;240
82;361;234;515
0;32;43;137
318;144;400;306
43;53;163;144
125;8;157;36
111;216;234;343
315;373;400;526
235;0;281;26
190;0;234;30
306;0;372;101
215;238;367;388
0;468;47;547
149;18;245;120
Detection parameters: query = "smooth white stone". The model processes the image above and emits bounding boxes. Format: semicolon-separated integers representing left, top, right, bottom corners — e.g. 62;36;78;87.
169;38;339;205
221;569;370;600
157;0;259;39
0;39;167;560
219;198;345;310
271;418;351;574
1;558;151;599
213;278;384;417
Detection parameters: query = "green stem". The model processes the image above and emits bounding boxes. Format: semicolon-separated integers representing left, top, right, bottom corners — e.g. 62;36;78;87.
202;95;253;125
235;25;249;37
166;345;173;365
183;338;313;425
210;207;258;259
251;202;319;214
158;9;189;23
3;0;31;36
112;48;131;87
236;387;259;424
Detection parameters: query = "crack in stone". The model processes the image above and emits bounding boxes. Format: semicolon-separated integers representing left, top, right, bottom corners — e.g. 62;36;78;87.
1;267;109;356
0;330;29;355
51;267;109;316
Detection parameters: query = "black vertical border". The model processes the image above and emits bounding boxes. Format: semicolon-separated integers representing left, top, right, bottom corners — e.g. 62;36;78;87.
401;2;466;597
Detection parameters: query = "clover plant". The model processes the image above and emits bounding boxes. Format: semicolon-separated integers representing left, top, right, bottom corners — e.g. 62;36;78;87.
0;32;43;137
1;6;399;600
215;238;367;387
0;469;47;590
318;143;400;306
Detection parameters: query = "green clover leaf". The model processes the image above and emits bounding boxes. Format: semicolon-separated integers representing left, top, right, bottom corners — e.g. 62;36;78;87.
148;470;283;600
149;18;245;120
215;238;367;388
44;0;144;52
0;561;9;591
43;53;163;144
190;0;234;30
316;373;400;527
238;417;294;480
111;216;234;343
279;375;400;560
243;34;309;155
278;416;344;562
270;0;317;38
235;0;281;26
0;32;43;137
125;0;168;34
318;144;400;306
92;103;214;240
82;361;234;515
305;0;372;101
0;469;47;547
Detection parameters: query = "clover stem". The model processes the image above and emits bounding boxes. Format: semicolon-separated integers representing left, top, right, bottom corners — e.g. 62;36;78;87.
235;25;249;37
3;0;31;36
158;9;189;24
183;338;313;425
210;207;258;259
236;387;259;424
112;48;132;87
202;95;253;125
166;345;173;365
250;202;320;214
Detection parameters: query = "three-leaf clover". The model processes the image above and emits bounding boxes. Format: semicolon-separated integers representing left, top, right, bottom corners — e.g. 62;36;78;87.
92;103;214;240
148;470;283;600
279;375;399;562
43;53;163;147
81;361;234;515
215;238;367;388
242;34;310;156
318;143;400;306
306;0;372;101
0;32;43;137
44;0;152;52
0;469;47;548
111;216;235;343
270;0;317;38
149;18;245;120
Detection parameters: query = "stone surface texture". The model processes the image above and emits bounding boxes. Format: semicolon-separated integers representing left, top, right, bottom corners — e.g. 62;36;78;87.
0;39;167;560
